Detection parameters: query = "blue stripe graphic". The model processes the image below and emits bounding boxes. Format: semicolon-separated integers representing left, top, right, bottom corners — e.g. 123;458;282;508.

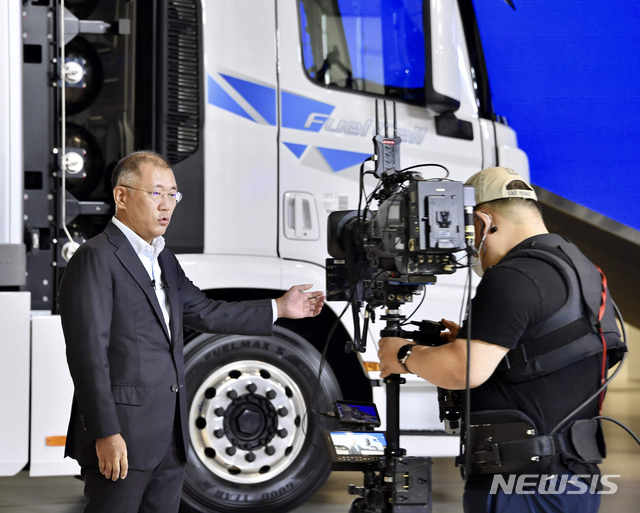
283;142;308;159
281;91;335;132
207;75;254;122
317;147;370;172
220;74;277;126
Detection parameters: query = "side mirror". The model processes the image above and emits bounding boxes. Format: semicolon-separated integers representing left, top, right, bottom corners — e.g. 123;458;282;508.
424;0;461;114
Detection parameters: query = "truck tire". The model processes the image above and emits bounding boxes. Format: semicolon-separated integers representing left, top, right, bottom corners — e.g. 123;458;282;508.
180;326;341;513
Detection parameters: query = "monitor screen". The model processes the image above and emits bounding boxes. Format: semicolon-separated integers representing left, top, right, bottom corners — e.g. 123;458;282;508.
335;401;380;426
329;431;387;456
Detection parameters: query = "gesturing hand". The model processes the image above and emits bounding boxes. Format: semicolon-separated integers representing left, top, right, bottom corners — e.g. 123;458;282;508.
96;433;128;481
275;284;325;319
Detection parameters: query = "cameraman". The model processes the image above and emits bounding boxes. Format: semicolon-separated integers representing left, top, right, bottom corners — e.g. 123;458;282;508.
378;166;621;513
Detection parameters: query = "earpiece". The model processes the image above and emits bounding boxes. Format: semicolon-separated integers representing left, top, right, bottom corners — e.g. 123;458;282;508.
475;211;497;237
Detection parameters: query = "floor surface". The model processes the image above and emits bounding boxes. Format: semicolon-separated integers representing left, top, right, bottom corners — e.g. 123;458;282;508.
1;387;638;512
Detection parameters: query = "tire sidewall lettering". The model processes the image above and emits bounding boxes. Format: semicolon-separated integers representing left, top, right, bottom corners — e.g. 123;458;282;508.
182;329;341;512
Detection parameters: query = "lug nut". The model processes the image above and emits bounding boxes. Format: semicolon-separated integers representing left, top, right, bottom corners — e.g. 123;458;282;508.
277;428;288;438
265;446;276;456
213;429;225;439
226;446;236;456
214;407;225;417
246;383;257;393
266;389;276;400
227;390;238;399
245;452;256;462
278;407;288;417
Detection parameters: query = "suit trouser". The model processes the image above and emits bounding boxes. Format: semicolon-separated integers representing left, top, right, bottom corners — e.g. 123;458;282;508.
81;428;186;513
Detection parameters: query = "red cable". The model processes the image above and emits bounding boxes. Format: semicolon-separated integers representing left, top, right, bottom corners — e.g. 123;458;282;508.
596;267;608;414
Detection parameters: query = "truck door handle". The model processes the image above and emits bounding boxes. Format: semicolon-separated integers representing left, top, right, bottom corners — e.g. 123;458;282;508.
283;192;320;240
294;194;305;238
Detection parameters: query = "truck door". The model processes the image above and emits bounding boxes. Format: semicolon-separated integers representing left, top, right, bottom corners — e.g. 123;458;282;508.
202;0;279;258
276;0;483;269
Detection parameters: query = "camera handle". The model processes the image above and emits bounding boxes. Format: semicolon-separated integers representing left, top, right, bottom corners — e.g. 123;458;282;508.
380;318;463;436
379;310;408;459
345;309;433;513
379;311;448;454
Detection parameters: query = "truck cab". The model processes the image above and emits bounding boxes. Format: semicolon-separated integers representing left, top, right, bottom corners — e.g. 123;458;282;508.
0;1;529;511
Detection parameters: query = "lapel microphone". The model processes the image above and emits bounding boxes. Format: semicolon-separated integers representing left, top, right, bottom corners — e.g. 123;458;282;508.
150;280;170;292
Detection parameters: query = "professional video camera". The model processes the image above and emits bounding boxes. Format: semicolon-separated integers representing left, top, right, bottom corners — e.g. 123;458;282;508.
324;100;475;512
326;99;476;346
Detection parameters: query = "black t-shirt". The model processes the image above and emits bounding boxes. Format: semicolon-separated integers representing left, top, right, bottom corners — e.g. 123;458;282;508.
459;234;601;487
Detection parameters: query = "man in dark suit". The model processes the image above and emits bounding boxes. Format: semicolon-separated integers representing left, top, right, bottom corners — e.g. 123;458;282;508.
59;151;325;512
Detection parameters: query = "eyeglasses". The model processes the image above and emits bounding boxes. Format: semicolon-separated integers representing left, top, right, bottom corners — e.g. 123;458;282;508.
121;185;183;204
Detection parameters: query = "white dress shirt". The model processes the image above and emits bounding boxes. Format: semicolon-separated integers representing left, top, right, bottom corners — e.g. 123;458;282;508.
112;217;172;337
111;218;279;333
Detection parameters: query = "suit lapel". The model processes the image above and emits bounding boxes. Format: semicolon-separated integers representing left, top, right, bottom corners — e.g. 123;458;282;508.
106;222;171;342
159;250;180;347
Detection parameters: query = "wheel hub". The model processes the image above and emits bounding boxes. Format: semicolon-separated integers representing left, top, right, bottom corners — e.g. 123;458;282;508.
224;394;278;450
189;360;308;484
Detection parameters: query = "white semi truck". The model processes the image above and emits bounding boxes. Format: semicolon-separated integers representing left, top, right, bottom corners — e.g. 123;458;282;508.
0;0;528;511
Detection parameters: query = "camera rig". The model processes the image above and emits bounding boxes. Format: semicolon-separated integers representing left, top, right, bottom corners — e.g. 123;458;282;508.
324;100;475;512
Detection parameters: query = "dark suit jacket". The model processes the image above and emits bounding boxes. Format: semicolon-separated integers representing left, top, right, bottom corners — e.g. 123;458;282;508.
58;221;273;470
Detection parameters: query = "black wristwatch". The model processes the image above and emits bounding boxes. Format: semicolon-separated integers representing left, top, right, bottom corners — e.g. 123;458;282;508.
397;344;415;374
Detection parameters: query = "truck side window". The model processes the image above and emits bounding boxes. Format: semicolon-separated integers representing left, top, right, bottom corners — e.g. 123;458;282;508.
298;0;426;105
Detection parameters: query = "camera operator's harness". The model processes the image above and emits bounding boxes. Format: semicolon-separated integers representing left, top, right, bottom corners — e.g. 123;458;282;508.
457;235;626;477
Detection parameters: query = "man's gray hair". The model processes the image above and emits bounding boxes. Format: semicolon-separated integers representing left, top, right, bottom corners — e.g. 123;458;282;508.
111;151;171;190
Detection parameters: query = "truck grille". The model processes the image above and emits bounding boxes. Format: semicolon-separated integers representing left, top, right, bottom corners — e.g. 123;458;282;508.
166;0;200;164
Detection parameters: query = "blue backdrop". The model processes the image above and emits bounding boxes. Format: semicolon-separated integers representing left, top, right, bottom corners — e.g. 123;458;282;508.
473;0;640;231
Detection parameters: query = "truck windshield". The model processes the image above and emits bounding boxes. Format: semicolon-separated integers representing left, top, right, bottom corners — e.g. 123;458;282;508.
298;0;426;104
